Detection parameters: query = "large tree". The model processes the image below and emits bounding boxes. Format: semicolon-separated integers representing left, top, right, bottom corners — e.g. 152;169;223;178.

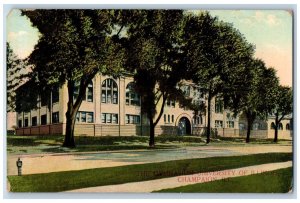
6;42;26;112
22;10;125;147
183;12;255;143
272;86;293;142
225;58;280;143
122;10;191;147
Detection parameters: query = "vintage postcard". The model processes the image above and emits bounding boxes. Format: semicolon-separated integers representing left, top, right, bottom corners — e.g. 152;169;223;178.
6;8;293;194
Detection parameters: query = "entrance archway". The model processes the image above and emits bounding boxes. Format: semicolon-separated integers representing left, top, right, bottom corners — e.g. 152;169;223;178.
178;117;191;136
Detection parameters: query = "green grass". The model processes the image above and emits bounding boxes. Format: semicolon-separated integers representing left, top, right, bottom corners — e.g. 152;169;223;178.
8;152;292;192
156;167;293;193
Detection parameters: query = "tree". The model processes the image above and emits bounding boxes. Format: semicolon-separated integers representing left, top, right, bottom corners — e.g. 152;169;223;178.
225;58;280;143
123;10;190;147
6;42;25;112
183;12;254;143
22;10;125;147
272;86;293;142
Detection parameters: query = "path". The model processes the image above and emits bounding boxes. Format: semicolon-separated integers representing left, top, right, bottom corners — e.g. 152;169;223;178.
67;161;292;193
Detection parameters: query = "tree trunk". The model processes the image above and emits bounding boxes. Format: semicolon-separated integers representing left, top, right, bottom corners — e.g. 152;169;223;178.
246;119;252;143
149;118;155;147
246;113;254;143
63;110;76;147
206;92;212;144
62;79;89;148
274;114;279;143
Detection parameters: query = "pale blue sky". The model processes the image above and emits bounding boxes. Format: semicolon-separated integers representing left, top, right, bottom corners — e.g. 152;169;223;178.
6;9;293;86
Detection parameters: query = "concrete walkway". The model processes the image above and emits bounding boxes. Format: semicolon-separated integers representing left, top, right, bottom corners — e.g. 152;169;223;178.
67;161;292;193
7;144;292;175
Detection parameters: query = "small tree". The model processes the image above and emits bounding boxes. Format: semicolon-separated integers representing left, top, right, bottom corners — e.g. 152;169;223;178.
272;86;293;142
22;10;125;147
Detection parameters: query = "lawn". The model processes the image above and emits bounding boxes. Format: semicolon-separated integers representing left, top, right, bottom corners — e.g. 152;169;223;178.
7;134;290;155
7;152;292;192
156;167;293;193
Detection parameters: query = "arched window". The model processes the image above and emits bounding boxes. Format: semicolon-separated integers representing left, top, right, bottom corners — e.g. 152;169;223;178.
125;82;140;106
271;122;276;129
73;81;93;102
286;124;290;130
278;123;283;130
102;79;118;104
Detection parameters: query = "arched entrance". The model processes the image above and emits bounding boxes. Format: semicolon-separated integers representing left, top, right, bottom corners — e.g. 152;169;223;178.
178;117;191;136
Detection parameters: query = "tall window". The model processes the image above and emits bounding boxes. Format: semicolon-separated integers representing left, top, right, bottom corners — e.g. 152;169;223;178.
215;97;223;114
102;79;118;104
41;115;47;125
279;123;283;130
52;112;59;123
194;116;202;125
125;82;140;106
18;120;22;128
52;85;59;103
24;118;29;127
271;122;276;129
286;124;290;130
32;117;37;126
226;121;234;128
73;81;93;102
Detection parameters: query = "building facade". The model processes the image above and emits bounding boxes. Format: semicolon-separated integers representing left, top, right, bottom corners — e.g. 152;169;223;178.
15;74;293;140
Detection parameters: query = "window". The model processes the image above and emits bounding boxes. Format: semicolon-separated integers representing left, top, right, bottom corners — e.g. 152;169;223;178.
168;115;170;123
172;115;174;123
164;114;174;124
102;79;118;104
126;82;140;106
32;117;37;126
271;122;275;129
73;81;93;102
52;112;59;123
52;85;59;103
81;112;86;123
279;123;283;130
87;112;94;123
24;118;29;127
87;82;93;102
18;120;22;128
41;115;47;125
181;85;190;97
215;97;223;114
194;116;202;125
164;114;166;123
226;121;234;128
286;124;290;130
166;99;175;107
102;113;118;124
215;120;223;128
126;114;140;124
76;111;94;123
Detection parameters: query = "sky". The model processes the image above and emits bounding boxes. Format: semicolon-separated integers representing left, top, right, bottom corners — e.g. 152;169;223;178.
6;9;293;86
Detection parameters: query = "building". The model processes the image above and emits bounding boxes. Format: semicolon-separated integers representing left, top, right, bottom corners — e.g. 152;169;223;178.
14;74;293;140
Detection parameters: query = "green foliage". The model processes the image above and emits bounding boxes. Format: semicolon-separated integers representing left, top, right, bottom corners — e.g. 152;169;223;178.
6;42;26;112
8;153;292;192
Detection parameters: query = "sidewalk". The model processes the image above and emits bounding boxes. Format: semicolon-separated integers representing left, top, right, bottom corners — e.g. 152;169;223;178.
67;161;292;193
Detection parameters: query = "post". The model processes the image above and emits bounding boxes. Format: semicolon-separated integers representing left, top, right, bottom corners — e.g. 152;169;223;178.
16;157;22;176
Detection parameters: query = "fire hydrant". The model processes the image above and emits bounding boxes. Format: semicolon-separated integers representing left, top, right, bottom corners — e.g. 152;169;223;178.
16;157;22;176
